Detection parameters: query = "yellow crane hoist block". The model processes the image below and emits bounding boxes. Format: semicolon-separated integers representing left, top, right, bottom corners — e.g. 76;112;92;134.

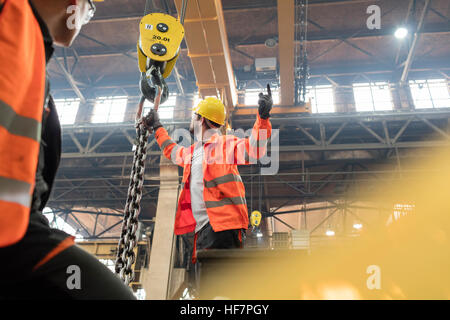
137;13;185;79
250;210;262;227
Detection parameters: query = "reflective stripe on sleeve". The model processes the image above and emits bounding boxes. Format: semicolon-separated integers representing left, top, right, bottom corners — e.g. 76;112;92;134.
204;174;243;188
205;196;247;209
161;138;175;150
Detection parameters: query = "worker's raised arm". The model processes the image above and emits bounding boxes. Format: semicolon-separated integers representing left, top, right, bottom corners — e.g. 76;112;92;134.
144;109;188;166
235;84;273;165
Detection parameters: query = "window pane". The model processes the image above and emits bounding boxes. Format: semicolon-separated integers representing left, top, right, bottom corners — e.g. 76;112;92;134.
54;98;80;125
409;82;433;108
428;80;450;108
143;94;176;119
245;88;280;105
92;96;127;123
159;107;174;119
353;82;393;111
245;89;260;105
372;85;393;111
306;85;335;113
409;79;449;109
353;84;373;111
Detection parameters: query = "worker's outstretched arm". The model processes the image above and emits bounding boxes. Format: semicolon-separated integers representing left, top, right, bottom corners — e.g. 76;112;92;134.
144;109;188;166
235;84;273;165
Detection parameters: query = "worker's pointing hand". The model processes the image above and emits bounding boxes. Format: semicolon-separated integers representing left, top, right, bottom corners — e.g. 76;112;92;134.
258;84;273;119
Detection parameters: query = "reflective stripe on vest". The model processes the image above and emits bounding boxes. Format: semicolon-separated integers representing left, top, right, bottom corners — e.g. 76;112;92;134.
0;176;32;207
0;100;41;141
161;138;175;150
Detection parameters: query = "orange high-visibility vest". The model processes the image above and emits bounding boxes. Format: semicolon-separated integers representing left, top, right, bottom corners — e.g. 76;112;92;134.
0;0;46;246
155;115;272;235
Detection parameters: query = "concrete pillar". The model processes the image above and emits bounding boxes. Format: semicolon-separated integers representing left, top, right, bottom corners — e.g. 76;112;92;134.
334;86;356;113
141;155;179;300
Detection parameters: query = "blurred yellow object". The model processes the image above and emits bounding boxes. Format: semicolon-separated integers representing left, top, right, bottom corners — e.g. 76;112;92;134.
199;147;450;300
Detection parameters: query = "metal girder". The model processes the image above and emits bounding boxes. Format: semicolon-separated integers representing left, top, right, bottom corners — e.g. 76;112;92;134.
297;124;321;145
52;180;88;201
58;110;450;160
400;0;432;85
94;220;122;238
49;57;450;95
272;215;296;230
174;0;238;110
51;24;450;62
310;2;402;62
277;0;295;106
395;0;416;65
52;208;123;217
79;33;137;62
53;56;86;103
69;212;93;237
357;121;386;144
89;1;374;23
310;207;339;234
420;117;450;139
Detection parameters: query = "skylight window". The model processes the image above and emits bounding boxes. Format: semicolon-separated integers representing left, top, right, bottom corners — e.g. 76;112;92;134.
353;82;393;112
244;88;280;105
409;79;450;109
91;96;128;123
306;85;335;113
143;94;176;120
54;98;80;125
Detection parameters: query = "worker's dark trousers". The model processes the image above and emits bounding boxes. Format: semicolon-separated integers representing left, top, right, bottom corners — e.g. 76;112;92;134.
0;213;136;300
186;223;245;294
196;223;244;251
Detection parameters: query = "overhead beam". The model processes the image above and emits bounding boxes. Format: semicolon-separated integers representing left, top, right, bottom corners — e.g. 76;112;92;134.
90;1;375;23
53;56;86;103
277;0;295;105
394;0;415;65
54;25;450;61
174;0;238;112
400;0;432;85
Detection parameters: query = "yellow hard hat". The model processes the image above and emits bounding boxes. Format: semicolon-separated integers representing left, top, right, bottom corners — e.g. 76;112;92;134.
193;97;226;126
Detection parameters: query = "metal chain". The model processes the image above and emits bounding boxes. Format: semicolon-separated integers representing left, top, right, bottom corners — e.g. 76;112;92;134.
115;121;149;285
115;82;162;285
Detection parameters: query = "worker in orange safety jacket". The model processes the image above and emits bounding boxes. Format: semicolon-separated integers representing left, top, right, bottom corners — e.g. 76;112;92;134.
0;0;135;299
144;85;273;264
